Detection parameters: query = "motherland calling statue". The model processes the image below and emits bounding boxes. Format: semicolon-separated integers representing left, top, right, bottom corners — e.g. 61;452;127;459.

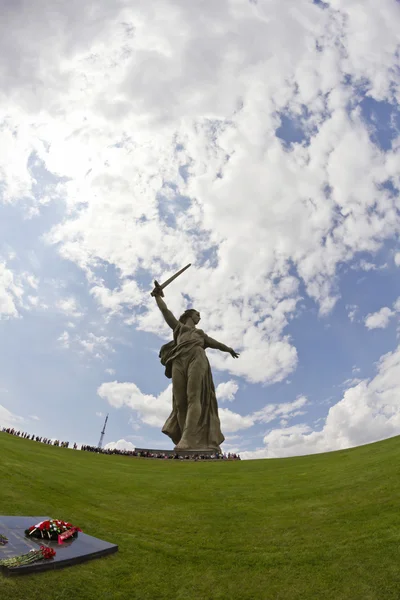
151;265;239;452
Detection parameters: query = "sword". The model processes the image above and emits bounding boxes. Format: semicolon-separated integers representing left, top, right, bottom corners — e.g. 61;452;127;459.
150;263;191;297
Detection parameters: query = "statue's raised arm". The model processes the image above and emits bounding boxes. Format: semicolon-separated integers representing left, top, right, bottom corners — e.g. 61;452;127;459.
150;264;191;330
153;288;179;330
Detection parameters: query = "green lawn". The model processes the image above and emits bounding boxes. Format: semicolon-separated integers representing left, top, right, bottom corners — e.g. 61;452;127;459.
1;432;400;600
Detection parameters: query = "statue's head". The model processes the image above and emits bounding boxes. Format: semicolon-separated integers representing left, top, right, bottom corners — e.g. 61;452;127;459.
179;309;201;325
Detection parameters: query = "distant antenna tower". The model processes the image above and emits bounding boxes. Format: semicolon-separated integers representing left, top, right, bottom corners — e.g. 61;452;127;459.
98;414;109;449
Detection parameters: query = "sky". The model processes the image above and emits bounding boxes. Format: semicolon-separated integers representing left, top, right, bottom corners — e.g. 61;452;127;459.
0;0;400;459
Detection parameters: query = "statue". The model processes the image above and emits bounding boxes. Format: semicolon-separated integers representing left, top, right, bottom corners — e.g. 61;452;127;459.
151;266;239;452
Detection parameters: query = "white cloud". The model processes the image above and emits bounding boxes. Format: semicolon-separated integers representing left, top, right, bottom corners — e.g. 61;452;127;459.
78;333;111;357
346;304;358;322
105;368;116;375
218;408;254;433
242;344;400;459
393;297;400;313
365;307;394;330
0;263;43;317
29;415;40;421
352;260;387;272
128;416;142;432
57;331;70;349
27;296;40;307
216;380;239;402
0;404;25;429
220;443;242;455
57;297;83;318
252;396;309;424
223;434;242;442
364;297;400;330
104;439;136;451
24;274;39;290
98;378;309;438
90;280;144;314
0;262;24;319
58;330;112;358
98;379;257;434
394;253;400;267
341;377;363;388
96;412;104;418
98;381;173;428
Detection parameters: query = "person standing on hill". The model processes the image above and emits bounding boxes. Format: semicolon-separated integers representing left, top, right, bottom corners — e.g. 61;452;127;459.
153;288;239;452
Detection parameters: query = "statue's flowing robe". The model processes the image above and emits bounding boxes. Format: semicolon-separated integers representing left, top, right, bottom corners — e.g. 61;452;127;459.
159;322;224;450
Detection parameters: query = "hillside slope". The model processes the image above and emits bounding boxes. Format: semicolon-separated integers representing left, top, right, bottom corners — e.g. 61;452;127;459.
1;432;400;600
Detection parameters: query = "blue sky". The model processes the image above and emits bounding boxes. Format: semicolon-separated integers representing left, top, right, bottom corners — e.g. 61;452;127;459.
0;0;400;458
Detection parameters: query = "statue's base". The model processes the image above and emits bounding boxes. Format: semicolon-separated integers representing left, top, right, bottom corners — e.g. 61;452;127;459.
134;447;220;457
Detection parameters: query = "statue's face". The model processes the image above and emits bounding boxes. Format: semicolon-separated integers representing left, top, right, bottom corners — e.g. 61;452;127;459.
192;311;201;324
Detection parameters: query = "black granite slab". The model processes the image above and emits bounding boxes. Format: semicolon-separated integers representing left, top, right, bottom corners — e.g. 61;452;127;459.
0;516;118;576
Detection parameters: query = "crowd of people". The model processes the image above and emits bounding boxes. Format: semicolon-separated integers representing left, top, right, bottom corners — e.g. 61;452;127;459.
81;444;241;460
1;428;241;460
1;427;78;448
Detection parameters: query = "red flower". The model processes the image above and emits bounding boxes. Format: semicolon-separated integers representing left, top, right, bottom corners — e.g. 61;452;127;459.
40;546;56;559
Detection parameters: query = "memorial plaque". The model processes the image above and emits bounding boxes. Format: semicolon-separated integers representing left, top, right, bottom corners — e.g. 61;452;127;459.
0;516;118;576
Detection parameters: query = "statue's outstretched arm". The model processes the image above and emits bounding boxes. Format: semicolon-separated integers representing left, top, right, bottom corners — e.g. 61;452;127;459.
154;292;179;330
205;335;240;358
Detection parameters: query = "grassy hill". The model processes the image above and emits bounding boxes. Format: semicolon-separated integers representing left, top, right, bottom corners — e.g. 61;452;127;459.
1;433;400;600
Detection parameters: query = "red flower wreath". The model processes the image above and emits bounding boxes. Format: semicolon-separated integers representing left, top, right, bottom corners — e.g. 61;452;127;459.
25;519;82;542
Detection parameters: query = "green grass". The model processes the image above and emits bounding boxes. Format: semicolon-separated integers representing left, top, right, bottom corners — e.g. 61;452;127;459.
1;433;400;600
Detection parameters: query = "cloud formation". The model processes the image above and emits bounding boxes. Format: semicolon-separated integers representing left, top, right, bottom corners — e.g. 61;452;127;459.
0;404;24;429
0;262;24;319
1;0;399;386
98;380;309;437
243;345;400;459
364;297;400;329
365;307;395;330
104;439;136;452
215;380;239;402
0;0;400;457
98;380;254;433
